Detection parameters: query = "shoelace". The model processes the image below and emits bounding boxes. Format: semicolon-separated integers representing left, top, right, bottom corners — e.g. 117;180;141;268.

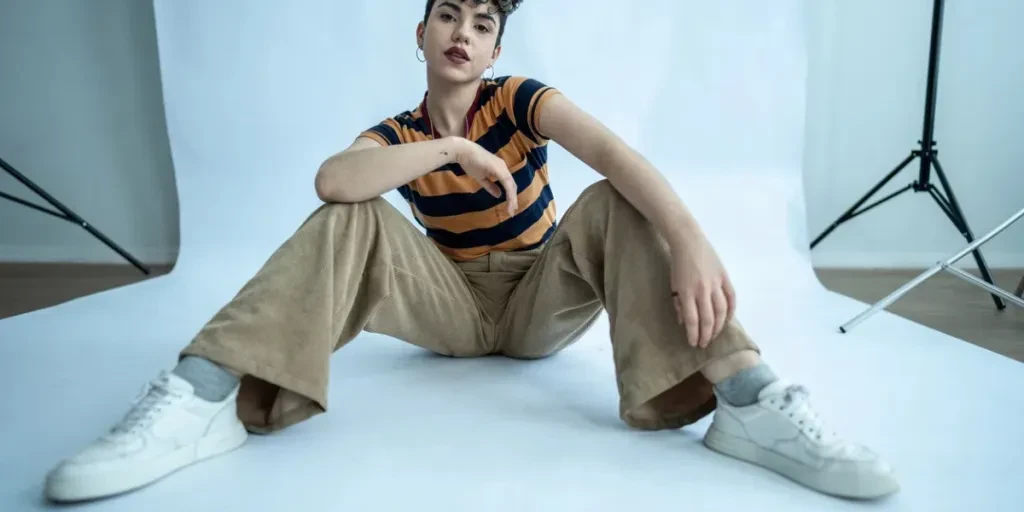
104;373;182;440
771;385;845;449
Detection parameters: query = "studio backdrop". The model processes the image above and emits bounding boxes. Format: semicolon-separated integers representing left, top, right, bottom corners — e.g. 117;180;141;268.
153;0;822;314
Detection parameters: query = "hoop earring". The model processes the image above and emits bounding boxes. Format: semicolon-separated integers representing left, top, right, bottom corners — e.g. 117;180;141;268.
486;65;494;80
416;46;425;63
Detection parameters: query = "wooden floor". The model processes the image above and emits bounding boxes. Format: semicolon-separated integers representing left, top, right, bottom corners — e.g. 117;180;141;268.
815;267;1023;362
1;263;1021;362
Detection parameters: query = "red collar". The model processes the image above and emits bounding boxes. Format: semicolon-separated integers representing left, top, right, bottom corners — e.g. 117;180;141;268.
419;83;484;139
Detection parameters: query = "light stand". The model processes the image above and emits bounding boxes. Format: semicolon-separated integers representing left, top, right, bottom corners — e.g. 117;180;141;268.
0;156;150;275
810;0;1006;311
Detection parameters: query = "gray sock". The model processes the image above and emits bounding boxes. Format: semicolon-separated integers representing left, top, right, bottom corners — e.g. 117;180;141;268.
172;356;240;402
714;363;778;407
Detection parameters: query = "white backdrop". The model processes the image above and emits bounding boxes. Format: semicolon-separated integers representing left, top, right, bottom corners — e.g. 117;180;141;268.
2;1;1023;510
148;0;824;341
154;0;818;296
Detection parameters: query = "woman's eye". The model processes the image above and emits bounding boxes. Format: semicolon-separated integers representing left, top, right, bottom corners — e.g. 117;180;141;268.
476;24;490;33
440;13;455;21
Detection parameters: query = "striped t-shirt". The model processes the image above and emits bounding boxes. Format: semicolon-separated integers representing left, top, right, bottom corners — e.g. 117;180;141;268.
359;76;559;262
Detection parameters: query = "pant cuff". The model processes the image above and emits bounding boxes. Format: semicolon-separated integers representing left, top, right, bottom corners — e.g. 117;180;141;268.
179;342;327;433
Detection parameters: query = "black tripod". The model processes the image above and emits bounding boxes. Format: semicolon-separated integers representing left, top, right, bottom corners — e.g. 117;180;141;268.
0;156;150;275
810;0;1005;310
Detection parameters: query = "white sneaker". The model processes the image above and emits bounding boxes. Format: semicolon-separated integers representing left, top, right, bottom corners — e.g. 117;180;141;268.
45;371;248;502
703;380;899;499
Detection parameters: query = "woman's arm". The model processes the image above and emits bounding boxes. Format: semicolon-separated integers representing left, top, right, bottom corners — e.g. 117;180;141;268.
534;94;705;250
536;92;736;348
315;135;518;211
314;136;465;203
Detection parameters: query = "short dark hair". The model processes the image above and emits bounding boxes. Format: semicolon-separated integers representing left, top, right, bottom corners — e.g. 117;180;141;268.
423;0;524;47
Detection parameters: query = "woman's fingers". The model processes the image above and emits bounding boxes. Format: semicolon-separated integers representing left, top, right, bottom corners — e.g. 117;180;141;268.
723;276;737;321
496;171;518;214
682;297;699;347
478;179;501;197
712;287;728;339
697;288;715;348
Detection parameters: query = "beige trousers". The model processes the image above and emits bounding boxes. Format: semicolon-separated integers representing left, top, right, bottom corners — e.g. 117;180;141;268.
180;180;759;434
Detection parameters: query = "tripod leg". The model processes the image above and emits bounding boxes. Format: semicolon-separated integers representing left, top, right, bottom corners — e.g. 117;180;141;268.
0;157;151;275
80;222;152;275
839;262;945;333
810;152;917;248
931;157;1005;309
944;264;1024;309
0;190;68;220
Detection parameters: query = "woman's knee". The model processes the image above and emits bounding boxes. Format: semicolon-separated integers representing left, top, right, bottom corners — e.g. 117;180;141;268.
570;179;649;233
314;196;392;219
578;179;622;204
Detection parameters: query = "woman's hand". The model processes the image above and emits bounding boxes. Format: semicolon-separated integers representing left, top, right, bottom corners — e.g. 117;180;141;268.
670;234;737;349
453;137;518;216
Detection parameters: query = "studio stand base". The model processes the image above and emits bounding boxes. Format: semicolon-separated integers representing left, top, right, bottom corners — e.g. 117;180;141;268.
840;206;1024;333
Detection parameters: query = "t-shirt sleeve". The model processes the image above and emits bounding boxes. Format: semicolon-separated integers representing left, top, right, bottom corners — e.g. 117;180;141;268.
500;77;560;143
358;118;404;146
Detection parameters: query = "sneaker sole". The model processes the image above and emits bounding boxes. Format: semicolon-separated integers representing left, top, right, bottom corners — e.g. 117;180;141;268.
45;421;249;503
703;426;900;500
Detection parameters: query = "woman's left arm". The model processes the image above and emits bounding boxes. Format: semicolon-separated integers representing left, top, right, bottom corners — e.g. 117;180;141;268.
535;93;703;253
535;92;736;348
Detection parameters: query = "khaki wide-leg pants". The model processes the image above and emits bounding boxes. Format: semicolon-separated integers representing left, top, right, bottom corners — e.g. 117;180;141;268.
180;180;759;434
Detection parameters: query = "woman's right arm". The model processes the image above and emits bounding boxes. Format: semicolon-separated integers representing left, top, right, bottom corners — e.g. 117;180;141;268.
314;136;519;214
314;136;465;203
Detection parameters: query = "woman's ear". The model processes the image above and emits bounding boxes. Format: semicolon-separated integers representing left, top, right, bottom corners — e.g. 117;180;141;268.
491;45;502;63
416;22;425;48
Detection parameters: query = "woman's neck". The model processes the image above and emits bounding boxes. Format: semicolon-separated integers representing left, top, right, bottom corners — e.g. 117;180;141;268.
425;74;481;138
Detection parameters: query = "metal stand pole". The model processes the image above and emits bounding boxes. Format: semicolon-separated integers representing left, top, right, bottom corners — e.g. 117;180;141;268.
811;0;1006;310
839;206;1024;333
0;156;150;275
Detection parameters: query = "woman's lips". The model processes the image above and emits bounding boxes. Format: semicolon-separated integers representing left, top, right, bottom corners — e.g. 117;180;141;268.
444;46;470;64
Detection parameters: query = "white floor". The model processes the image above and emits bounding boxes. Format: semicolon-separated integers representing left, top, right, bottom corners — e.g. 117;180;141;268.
2;256;1023;511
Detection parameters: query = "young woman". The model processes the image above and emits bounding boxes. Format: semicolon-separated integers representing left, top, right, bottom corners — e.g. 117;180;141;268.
44;0;899;503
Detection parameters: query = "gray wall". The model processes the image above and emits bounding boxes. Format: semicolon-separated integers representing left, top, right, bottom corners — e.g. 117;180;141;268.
0;0;178;265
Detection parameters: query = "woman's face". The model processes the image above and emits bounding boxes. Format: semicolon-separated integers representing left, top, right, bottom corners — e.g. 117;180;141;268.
418;1;502;83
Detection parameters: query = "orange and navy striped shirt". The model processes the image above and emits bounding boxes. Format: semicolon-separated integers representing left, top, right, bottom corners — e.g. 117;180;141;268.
359;76;560;261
